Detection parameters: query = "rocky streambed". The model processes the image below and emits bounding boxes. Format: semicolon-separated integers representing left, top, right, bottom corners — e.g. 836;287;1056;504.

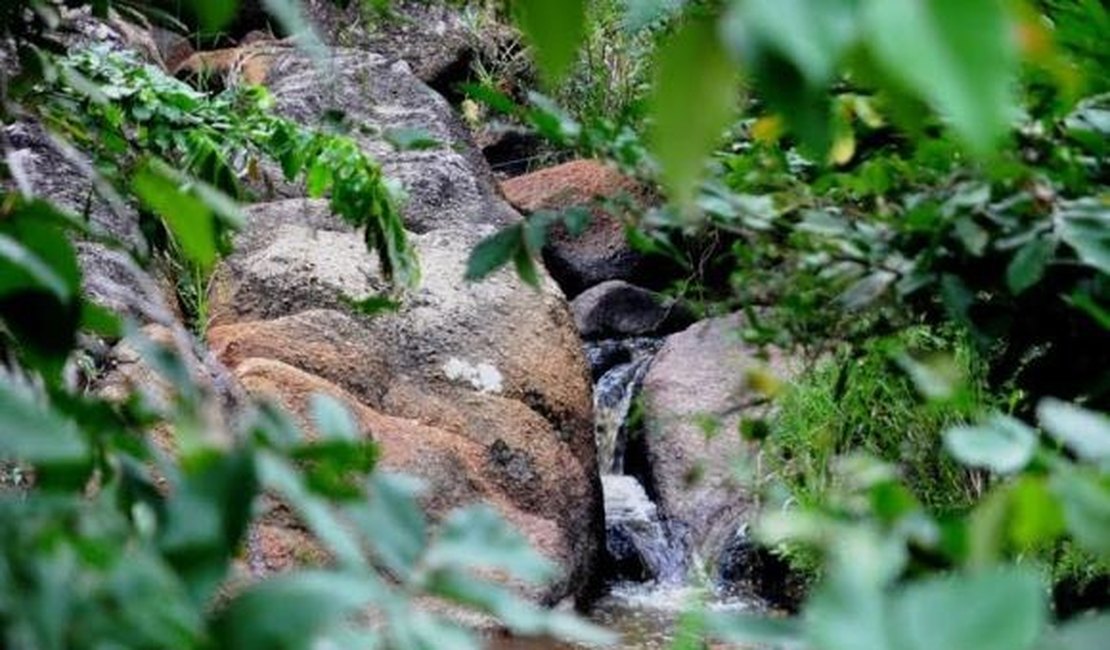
8;3;799;645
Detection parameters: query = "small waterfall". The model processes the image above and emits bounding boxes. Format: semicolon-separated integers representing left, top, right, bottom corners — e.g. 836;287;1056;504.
603;476;687;584
586;338;687;587
590;338;661;475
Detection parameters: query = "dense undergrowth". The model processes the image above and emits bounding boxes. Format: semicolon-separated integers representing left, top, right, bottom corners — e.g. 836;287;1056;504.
464;0;1110;647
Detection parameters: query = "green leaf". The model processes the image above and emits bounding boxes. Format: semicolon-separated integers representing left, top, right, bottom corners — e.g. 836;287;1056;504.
1007;237;1056;295
863;0;1019;154
425;504;554;585
460;83;519;115
191;0;239;32
350;473;427;579
649;14;738;207
384;127;441;151
258;453;368;569
1008;476;1066;550
944;414;1037;474
0;380;88;465
1058;198;1110;275
159;450;257;604
804;563;890;650
214;571;384;650
262;0;328;61
0;232;72;301
341;293;402;317
955;217;990;256
1037;398;1110;463
623;0;688;33
891;568;1046;650
705;611;804;646
735;0;860;85
513;0;588;85
132;159;218;273
465;226;523;281
1066;289;1110;330
309;394;359;442
1038;614;1110;650
1051;470;1110;557
513;243;541;288
562;206;592;238
0;200;82;302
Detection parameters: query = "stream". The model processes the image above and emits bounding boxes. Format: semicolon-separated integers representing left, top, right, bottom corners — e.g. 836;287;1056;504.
491;338;762;649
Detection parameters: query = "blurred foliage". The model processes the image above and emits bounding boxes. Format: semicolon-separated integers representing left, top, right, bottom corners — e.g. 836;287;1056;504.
0;2;611;649
465;0;1110;647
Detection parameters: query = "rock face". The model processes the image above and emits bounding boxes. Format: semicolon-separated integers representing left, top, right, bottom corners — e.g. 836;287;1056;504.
501;160;665;297
2;105;242;433
301;0;509;93
637;314;792;579
571;280;695;340
205;48;603;603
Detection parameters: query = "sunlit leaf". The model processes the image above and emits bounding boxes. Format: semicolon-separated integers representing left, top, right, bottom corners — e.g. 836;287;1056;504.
1057;198;1110;276
309;394;359;442
944;414;1037;474
214;571;384;650
0;380;88;465
1051;471;1110;557
863;0;1019;154
513;0;588;85
132;159;218;273
649;14;739;207
1037;398;1110;463
350;473;427;579
384;127;440;151
891;568;1046;650
425;504;554;584
735;0;860;85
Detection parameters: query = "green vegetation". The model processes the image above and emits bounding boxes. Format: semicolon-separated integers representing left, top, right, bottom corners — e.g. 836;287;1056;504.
0;2;606;648
468;0;1110;647
768;327;991;515
34;46;416;331
2;0;1109;649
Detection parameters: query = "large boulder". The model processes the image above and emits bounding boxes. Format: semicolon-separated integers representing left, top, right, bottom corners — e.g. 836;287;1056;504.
500;160;674;297
205;48;604;602
303;0;520;99
637;314;794;579
571;280;695;340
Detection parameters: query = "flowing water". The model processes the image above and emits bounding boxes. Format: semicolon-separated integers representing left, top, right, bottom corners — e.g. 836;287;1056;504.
486;339;762;649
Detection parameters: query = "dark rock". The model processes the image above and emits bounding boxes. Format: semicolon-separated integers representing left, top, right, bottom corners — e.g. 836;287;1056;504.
571;280;695;340
500;160;681;297
716;529;807;612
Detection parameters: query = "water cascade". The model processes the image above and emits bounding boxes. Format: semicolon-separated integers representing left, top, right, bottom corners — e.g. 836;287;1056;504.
586;339;688;587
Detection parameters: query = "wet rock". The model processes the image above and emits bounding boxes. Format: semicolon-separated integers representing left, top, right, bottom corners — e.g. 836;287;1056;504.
716;529;807;612
500;160;674;297
477;124;549;178
638;314;795;582
571;280;695;340
602;475;686;585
